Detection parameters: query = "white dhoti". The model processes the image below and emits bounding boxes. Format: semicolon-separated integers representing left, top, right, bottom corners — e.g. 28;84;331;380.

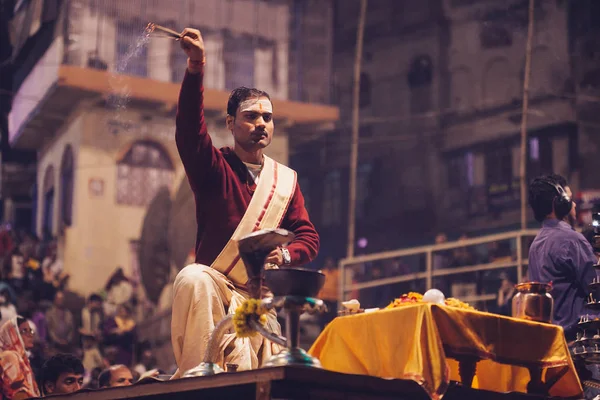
170;264;282;378
171;156;297;378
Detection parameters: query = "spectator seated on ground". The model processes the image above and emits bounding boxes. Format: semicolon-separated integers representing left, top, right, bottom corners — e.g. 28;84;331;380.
103;305;136;366
0;317;40;400
82;334;106;373
4;245;24;291
40;354;84;396
98;364;160;389
80;294;104;339
103;268;133;317
42;240;69;292
98;365;134;388
46;291;75;355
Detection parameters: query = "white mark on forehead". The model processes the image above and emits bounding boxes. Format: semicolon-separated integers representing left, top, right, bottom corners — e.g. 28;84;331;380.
239;98;273;114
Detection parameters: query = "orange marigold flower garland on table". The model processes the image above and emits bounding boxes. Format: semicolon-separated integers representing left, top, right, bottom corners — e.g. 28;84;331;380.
444;297;475;310
386;292;423;309
386;292;475;310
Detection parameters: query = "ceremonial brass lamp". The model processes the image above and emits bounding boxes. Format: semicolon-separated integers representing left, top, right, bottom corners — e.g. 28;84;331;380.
183;229;326;378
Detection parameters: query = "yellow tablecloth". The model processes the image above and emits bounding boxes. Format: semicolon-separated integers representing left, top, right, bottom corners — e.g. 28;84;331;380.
308;303;582;399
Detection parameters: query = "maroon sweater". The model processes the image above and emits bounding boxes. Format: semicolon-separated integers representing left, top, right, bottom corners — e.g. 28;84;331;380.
175;68;320;267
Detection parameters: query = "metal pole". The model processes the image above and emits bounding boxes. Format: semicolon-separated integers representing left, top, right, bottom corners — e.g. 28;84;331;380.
426;250;432;290
519;0;535;230
346;0;368;259
516;232;523;283
338;260;345;304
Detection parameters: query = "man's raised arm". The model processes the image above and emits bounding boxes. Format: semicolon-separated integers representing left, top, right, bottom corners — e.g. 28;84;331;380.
175;28;222;191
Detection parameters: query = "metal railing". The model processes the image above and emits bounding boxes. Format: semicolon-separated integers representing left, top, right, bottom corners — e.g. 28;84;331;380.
339;229;540;310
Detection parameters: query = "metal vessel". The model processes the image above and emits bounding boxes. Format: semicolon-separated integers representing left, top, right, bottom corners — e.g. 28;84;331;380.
511;282;553;323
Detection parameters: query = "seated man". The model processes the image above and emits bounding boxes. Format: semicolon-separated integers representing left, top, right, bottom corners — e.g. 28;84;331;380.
527;175;598;340
98;365;134;388
40;354;84;396
171;28;319;378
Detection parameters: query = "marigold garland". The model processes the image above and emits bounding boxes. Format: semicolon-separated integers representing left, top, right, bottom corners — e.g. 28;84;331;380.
385;292;475;310
385;292;423;308
233;299;269;338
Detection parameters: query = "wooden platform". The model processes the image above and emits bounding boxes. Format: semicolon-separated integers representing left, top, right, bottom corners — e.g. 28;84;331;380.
47;366;560;400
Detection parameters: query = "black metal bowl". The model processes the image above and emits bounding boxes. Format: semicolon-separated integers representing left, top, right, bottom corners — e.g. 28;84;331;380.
264;268;326;298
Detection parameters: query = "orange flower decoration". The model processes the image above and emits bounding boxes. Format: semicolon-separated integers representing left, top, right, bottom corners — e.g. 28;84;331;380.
386;292;475;310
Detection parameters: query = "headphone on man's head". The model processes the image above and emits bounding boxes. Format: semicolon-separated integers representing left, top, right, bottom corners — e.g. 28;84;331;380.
539;179;572;219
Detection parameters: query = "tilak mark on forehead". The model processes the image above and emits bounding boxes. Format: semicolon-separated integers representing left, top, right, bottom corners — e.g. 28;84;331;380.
238;98;273;114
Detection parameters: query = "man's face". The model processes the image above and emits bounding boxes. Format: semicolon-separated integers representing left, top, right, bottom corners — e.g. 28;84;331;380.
46;372;84;395
110;366;134;387
141;350;154;365
226;96;274;153
563;185;577;225
90;300;102;311
435;234;447;244
54;292;65;308
18;321;34;350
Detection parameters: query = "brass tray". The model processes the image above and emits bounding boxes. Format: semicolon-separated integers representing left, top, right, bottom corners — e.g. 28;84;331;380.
579;319;600;331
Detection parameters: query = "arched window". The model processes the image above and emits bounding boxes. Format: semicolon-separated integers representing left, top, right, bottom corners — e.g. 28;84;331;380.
42;166;55;239
116;141;175;207
60;145;74;227
408;55;433;114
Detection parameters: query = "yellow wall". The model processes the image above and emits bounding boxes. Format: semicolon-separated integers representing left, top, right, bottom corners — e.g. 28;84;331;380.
37;104;290;297
68;108;183;294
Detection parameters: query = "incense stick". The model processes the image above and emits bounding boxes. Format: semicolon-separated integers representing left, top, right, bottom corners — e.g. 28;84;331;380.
154;24;181;39
146;23;181;39
151;33;181;40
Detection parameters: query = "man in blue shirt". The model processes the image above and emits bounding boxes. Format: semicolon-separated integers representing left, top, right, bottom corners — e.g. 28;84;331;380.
528;175;598;340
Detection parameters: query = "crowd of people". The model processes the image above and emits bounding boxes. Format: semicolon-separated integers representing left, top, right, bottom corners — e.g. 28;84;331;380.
0;226;163;399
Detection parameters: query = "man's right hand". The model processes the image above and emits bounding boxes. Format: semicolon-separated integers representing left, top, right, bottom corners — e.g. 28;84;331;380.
180;28;205;65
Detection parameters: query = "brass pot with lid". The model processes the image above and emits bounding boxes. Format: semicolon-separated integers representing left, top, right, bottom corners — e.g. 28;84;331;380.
511;282;553;323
